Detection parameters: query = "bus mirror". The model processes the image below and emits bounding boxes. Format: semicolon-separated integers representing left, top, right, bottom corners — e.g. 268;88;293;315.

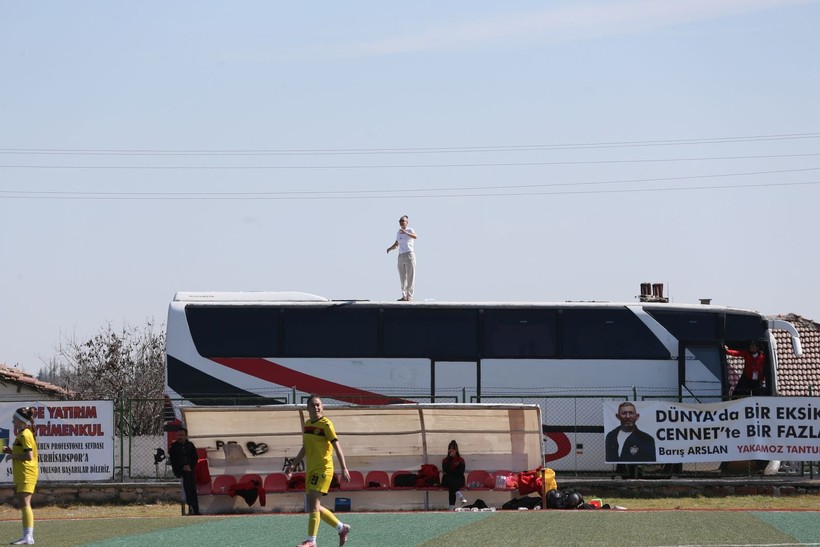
767;319;802;357
792;337;802;357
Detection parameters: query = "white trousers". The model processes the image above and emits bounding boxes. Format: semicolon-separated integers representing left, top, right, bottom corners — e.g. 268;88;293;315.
398;251;416;298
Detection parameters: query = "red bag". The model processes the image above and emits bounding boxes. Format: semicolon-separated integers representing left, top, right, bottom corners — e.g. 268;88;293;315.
517;466;543;495
415;464;440;487
194;456;211;485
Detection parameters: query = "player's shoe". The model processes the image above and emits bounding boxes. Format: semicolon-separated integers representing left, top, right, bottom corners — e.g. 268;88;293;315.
11;537;34;545
296;541;316;547
339;524;351;546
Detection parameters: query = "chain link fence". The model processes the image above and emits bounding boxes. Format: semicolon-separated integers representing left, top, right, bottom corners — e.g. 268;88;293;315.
113;392;819;481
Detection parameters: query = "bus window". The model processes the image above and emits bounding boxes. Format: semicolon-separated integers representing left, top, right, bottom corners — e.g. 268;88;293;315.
186;306;280;357
562;308;669;359
383;308;478;359
283;307;379;357
483;309;557;358
645;310;718;340
725;313;766;341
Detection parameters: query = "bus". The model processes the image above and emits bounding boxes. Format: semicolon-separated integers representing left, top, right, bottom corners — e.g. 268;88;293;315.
164;291;801;472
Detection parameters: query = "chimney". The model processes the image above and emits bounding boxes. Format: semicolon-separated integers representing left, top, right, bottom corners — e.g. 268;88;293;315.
638;282;669;303
652;283;664;299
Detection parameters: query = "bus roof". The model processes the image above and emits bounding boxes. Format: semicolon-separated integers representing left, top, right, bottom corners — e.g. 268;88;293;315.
174;291;329;302
171;291;762;315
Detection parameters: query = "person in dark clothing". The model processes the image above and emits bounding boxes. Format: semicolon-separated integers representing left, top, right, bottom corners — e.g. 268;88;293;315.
169;427;199;515
441;439;467;510
605;402;656;463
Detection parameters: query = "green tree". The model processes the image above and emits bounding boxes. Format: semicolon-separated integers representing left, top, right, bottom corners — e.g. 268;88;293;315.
41;320;166;436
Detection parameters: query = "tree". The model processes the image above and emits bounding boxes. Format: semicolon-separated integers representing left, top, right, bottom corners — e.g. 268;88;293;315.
41;320;166;436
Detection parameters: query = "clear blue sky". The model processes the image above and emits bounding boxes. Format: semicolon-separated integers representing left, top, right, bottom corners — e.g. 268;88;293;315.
2;1;819;373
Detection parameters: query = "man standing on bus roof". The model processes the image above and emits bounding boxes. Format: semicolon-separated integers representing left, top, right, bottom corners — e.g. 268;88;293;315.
725;341;767;398
605;402;656;463
386;215;417;301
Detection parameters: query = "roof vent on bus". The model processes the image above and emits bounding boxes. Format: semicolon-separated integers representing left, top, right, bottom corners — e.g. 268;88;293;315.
638;282;669;303
699;298;712;305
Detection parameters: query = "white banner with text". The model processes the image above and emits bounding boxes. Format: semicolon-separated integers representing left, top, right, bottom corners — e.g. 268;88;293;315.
603;397;820;464
1;400;114;482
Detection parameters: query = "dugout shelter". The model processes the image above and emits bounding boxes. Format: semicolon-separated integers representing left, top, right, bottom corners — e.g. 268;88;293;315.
181;403;544;512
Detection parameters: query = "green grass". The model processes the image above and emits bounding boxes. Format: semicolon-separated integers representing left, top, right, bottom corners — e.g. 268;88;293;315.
0;509;818;546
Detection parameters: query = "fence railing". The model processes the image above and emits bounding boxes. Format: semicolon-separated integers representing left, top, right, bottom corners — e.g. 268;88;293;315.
111;392;818;480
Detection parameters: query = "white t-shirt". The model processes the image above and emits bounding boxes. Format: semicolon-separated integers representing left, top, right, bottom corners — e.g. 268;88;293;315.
396;227;415;254
616;430;631;457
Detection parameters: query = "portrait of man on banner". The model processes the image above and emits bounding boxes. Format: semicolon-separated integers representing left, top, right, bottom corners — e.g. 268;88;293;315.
604;401;657;463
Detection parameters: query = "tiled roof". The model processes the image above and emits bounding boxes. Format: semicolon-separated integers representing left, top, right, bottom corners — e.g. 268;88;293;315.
770;314;820;397
0;363;72;398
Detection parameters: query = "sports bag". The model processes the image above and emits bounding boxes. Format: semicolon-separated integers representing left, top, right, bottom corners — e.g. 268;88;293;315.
517;467;543;495
416;464;441;487
394;473;417;488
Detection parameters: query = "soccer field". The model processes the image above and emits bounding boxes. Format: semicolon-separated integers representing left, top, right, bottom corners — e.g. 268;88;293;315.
1;510;818;547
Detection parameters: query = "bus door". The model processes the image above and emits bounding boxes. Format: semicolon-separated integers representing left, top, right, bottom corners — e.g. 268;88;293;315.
677;341;724;472
677;341;723;403
431;360;478;403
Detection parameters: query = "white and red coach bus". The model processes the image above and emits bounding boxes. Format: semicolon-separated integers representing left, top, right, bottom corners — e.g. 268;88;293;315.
165;291;801;471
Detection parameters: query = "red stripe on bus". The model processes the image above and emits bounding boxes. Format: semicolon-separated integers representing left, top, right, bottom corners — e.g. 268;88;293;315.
212;357;410;405
544;431;572;462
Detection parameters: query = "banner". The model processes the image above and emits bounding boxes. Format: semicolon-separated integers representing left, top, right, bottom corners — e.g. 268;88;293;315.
1;400;114;482
603;397;820;464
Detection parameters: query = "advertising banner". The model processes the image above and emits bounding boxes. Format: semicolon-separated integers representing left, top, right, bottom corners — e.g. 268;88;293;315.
604;397;820;464
0;400;114;481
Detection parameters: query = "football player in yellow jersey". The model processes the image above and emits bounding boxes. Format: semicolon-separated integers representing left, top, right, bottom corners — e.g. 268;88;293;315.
286;395;352;547
3;407;39;545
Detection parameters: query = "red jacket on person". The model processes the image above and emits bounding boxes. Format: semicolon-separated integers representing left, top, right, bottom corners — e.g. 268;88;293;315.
726;348;766;381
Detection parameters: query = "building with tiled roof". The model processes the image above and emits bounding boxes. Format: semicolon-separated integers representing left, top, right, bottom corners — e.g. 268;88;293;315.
770;314;820;397
0;363;71;401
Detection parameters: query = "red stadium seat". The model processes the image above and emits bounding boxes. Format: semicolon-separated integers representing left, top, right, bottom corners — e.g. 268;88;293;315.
364;470;390;490
211;475;237;495
340;470;365;491
196;480;212;495
263;473;288;493
465;470;491;490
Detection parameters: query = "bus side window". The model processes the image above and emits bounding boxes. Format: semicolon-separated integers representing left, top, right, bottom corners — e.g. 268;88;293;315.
483;309;557;358
187;306;280;357
382;308;478;359
562;308;669;359
283;308;379;357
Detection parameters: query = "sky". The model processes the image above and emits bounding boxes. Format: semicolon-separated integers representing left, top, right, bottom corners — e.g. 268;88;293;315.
2;1;819;375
